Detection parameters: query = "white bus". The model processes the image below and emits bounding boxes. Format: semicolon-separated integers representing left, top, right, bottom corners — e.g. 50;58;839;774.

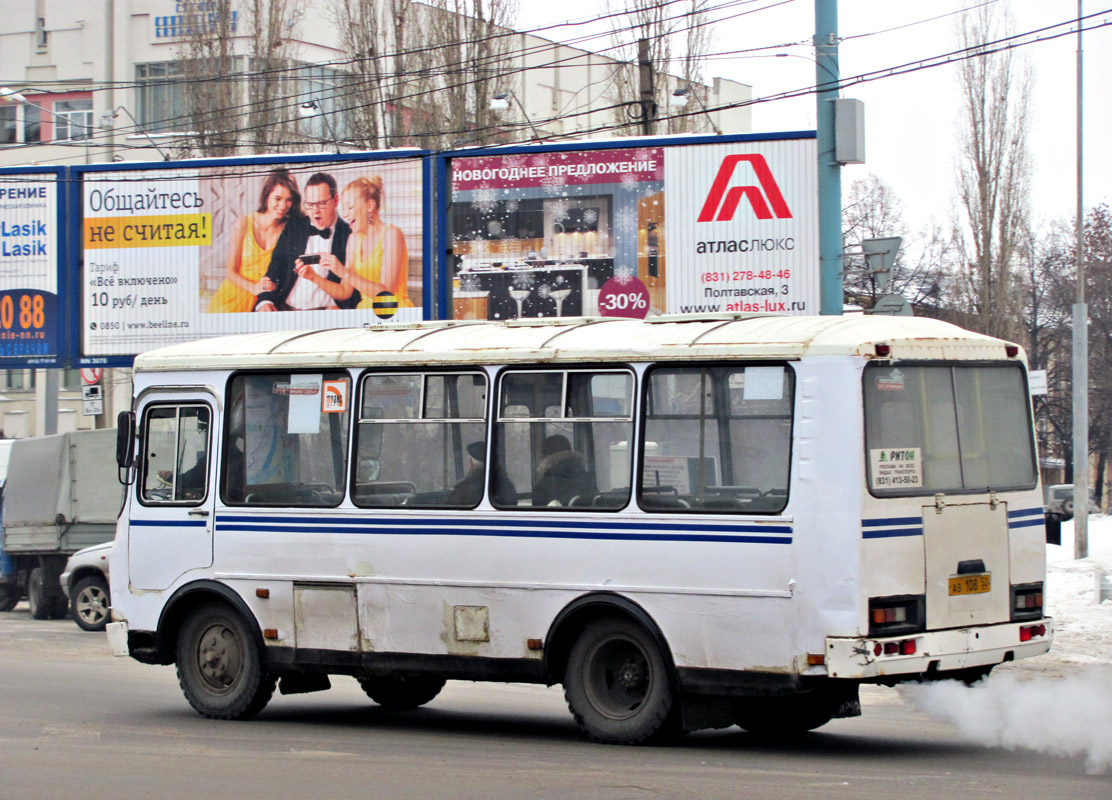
108;314;1052;744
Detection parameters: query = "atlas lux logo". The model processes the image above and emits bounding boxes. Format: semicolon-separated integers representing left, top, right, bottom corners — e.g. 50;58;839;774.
697;154;793;222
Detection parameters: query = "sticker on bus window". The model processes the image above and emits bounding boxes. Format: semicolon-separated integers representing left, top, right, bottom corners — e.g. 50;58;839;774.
287;374;323;434
322;380;348;413
874;369;906;391
870;447;922;490
742;367;784;400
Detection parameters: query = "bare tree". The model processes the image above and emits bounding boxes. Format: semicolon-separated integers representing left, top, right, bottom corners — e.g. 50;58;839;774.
950;1;1033;339
1083;204;1112;506
177;0;304;156
841;174;952;312
604;0;714;135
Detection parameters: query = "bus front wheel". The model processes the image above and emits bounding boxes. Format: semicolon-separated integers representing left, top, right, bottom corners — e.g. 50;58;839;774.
175;603;276;720
563;617;678;744
357;676;445;709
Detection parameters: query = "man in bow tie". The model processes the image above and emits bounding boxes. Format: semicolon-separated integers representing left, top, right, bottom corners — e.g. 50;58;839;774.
254;172;361;311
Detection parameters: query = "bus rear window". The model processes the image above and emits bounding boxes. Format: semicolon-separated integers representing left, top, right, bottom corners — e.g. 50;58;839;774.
863;363;1036;495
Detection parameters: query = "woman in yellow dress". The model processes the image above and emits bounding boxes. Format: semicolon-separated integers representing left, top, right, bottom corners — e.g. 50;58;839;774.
334;176;411;309
207;169;301;313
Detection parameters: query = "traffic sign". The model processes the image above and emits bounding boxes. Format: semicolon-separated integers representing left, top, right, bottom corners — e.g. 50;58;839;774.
80;367;103;385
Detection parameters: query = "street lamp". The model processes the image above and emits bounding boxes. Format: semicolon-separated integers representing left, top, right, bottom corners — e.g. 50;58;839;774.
299;100;342;153
668;85;721;135
489;90;543;141
99;105;170;161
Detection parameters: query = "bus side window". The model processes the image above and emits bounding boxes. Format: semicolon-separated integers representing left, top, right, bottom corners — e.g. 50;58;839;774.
140;405;211;505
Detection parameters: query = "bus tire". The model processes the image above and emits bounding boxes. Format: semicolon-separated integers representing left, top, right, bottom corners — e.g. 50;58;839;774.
733;694;833;736
175;602;276;720
563;617;677;745
357;676;445;709
0;584;17;612
71;575;111;632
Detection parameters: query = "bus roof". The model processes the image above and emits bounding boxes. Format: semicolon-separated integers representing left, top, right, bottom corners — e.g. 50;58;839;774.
132;313;1018;373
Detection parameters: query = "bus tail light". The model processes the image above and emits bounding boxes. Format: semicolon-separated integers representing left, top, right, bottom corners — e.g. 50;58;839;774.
1019;624;1047;642
1011;583;1043;621
872;638;918;657
868;595;925;636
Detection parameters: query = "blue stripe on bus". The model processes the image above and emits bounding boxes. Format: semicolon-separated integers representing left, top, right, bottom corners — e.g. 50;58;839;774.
215;514;793;536
208;514;792;544
862;516;923;527
1008;507;1045;519
862;526;924;539
1009;517;1046;529
130;519;208;528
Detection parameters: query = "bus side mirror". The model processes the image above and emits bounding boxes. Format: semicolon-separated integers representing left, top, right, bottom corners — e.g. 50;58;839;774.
116;411;136;470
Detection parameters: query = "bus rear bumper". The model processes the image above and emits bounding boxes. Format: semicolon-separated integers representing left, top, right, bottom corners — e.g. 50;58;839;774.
825;618;1053;680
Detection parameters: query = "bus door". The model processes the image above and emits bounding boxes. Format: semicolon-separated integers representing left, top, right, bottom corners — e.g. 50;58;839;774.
922;500;1010;629
128;396;216;591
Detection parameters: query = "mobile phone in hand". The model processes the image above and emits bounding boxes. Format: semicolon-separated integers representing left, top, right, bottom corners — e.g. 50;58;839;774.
299;254;321;265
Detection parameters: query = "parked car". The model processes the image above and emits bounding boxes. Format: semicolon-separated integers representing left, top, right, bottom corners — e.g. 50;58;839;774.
60;542;112;632
1044;483;1098;522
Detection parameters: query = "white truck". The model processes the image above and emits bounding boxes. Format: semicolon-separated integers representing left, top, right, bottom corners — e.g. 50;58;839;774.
0;429;123;618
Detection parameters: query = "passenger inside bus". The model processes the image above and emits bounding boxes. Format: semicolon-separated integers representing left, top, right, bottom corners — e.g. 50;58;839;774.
532;434;594;506
450;441;518;507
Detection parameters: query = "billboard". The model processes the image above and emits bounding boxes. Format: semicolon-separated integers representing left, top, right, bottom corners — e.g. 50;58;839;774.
447;135;817;320
80;155;425;360
0;172;61;365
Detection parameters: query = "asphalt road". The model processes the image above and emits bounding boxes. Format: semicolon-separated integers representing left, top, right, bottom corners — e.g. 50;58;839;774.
0;604;1106;800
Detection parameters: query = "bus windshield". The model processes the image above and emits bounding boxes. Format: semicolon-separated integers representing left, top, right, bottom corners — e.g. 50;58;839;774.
864;363;1036;496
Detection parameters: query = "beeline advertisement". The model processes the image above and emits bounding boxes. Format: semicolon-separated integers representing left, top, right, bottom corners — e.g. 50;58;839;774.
81;157;424;359
0;176;58;364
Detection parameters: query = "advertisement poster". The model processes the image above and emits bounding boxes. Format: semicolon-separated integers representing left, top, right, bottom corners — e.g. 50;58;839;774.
0;175;59;364
81;157;424;359
447;137;817;321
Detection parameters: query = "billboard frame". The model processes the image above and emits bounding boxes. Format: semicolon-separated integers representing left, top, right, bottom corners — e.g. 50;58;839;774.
434;130;817;323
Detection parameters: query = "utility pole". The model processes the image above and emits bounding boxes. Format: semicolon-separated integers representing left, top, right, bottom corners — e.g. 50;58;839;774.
1072;0;1088;558
638;38;656;136
815;0;841;315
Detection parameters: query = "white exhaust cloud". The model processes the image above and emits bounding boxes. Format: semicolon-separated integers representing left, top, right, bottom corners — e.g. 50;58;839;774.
898;670;1112;775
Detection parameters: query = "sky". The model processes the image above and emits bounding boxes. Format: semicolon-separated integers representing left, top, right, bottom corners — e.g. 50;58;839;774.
517;0;1112;237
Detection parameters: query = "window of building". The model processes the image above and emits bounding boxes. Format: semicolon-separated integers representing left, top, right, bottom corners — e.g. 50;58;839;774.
136;62;187;133
53;100;93;141
0;103;42;145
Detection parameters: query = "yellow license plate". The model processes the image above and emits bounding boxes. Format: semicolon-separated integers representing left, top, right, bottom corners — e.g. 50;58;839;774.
949;573;991;595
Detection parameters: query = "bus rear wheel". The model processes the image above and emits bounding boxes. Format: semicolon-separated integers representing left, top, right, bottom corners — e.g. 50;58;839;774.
563;617;678;745
175;603;276;720
357;676;445;709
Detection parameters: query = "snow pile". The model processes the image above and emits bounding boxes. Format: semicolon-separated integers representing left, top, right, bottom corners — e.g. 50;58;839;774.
899;514;1112;773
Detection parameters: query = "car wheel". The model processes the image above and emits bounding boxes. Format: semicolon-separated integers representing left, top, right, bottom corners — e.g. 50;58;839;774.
563;617;679;745
71;575;111;632
175;602;276;720
357;676;446;709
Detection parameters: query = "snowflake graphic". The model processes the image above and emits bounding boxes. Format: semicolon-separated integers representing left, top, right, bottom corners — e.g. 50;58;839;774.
613;264;637;286
487;220;504;236
620;173;640;193
504;155;528;170
459;273;481;292
536;283;552;300
549;199;571;221
614;206;638;231
504;199;519;213
531;154;551;168
470;239;491;259
511;272;535;291
582;208;598;225
472;184;499;214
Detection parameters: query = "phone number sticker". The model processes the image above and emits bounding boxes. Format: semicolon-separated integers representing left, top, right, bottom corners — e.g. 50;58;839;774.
870;447;922;490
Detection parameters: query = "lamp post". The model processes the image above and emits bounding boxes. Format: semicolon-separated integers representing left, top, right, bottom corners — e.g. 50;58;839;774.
490;90;543;141
299;100;342;154
668;85;722;135
99;105;170;160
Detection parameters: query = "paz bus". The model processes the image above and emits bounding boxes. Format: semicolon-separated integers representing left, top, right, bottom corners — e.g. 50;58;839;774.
107;313;1051;744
